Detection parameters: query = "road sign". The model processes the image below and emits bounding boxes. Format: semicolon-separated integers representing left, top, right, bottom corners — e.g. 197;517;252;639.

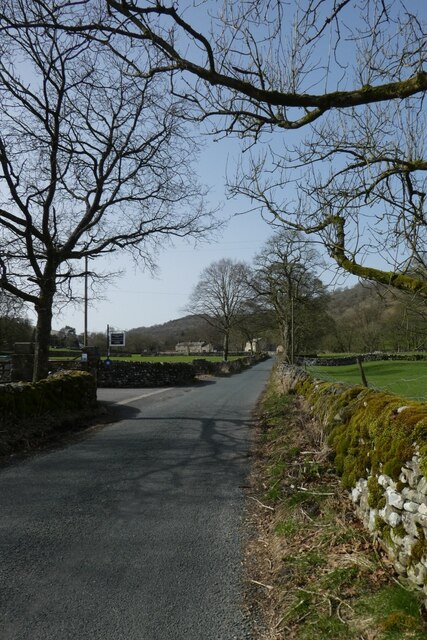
109;331;125;347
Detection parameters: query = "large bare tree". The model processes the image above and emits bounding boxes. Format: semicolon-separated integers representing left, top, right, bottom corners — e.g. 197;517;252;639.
0;3;213;380
101;0;427;132
233;88;427;299
186;259;252;361
4;1;427;297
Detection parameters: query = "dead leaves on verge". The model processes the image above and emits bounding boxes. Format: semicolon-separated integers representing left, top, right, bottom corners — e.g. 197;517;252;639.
244;382;427;640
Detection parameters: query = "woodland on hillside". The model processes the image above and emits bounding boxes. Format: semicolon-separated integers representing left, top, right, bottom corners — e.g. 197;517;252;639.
1;281;426;356
87;283;427;355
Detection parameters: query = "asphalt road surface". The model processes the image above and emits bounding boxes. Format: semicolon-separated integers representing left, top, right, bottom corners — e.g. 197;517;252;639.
0;359;272;640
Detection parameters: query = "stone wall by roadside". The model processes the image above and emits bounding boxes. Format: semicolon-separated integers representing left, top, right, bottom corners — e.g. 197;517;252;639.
277;363;427;598
192;353;268;376
48;359;195;387
97;361;196;387
0;370;96;420
0;371;97;456
352;457;427;587
296;352;427;367
48;353;270;388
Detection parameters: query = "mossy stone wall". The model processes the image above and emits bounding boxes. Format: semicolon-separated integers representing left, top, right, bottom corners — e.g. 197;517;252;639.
0;371;97;457
279;364;427;597
0;371;96;422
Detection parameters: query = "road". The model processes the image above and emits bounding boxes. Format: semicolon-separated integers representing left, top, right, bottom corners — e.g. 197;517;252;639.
0;359;272;640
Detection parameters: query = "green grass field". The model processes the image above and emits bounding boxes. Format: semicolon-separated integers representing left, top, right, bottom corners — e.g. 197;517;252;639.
308;360;427;401
108;355;238;363
48;353;239;363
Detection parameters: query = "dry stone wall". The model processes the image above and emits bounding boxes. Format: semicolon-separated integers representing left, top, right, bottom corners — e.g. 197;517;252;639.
97;360;196;387
0;371;97;456
352;456;427;593
296;352;427;367
49;354;270;387
278;364;427;597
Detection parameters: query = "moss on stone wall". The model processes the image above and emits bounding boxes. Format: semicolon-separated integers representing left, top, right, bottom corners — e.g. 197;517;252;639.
286;366;427;486
0;371;96;421
367;476;385;509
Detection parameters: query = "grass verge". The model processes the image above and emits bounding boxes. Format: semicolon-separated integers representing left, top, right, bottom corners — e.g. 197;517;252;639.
244;375;427;639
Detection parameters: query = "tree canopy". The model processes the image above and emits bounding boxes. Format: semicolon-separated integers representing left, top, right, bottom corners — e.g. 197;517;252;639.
0;1;214;379
251;230;330;361
46;0;427;298
1;0;426;375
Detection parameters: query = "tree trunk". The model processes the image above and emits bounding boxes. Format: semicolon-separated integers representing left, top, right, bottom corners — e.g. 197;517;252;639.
280;320;291;362
223;331;229;361
33;289;55;381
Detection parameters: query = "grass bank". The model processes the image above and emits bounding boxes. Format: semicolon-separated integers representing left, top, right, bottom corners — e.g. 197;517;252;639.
308;360;427;401
246;375;427;639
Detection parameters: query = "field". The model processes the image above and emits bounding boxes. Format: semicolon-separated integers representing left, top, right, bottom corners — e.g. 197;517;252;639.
308;360;427;401
48;352;239;363
108;354;239;363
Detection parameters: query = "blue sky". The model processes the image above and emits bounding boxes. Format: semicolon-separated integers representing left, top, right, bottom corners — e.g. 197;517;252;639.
52;131;347;335
52;135;294;333
46;0;426;335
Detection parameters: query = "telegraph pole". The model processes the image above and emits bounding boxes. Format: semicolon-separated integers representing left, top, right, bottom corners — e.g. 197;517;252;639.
84;255;88;347
290;296;294;365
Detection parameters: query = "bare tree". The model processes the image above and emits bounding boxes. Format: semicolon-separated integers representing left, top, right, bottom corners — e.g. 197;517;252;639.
186;259;252;361
6;2;425;133
5;1;427;299
234;91;427;298
0;3;214;380
100;0;427;133
251;230;328;361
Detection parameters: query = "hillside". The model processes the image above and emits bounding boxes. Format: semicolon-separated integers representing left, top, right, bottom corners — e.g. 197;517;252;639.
122;315;223;352
79;280;427;355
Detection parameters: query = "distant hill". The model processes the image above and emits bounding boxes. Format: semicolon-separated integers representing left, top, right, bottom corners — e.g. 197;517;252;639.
125;315;222;352
68;279;427;355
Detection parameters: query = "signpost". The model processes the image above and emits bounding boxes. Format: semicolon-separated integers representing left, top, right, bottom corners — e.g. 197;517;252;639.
106;325;126;360
109;331;126;347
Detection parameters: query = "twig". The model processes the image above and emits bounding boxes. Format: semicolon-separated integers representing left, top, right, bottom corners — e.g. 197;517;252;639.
273;614;287;629
297;486;335;496
297;587;354;622
300;507;315;522
300;507;332;526
294;611;311;624
337;600;353;623
249;578;274;591
249;496;275;511
390;573;414;592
